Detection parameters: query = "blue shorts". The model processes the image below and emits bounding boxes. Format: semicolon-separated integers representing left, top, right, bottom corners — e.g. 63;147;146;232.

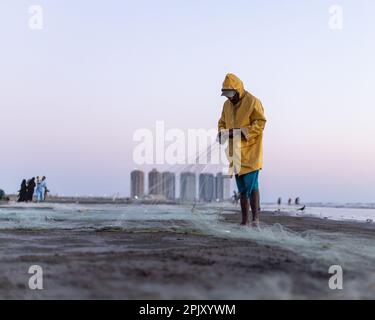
235;170;259;198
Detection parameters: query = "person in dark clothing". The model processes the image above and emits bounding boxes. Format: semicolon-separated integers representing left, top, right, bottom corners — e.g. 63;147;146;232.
17;179;28;202
27;177;36;202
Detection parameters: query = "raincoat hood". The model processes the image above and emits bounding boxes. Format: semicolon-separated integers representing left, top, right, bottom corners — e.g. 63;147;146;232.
222;73;245;98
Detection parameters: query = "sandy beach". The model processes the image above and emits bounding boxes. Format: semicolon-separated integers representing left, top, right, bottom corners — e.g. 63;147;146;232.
1;208;375;300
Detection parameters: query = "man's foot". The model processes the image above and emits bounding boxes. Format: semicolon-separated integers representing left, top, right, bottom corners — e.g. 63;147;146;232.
250;189;260;227
251;219;260;228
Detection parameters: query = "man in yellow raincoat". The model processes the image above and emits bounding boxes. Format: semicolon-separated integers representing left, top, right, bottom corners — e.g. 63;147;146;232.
218;74;266;226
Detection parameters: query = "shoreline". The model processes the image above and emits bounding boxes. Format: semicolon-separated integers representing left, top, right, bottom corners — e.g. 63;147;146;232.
4;195;178;205
2;199;375;227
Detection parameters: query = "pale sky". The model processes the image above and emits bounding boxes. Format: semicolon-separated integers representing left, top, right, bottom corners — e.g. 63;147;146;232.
0;0;374;202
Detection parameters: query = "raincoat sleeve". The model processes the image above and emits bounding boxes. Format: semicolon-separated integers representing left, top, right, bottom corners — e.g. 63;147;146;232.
217;107;228;144
218;107;226;132
241;100;266;141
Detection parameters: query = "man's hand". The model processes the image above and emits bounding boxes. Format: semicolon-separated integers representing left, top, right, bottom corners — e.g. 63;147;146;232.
218;129;245;144
229;128;244;139
217;131;225;144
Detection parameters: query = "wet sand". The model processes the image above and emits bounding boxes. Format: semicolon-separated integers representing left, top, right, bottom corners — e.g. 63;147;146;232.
1;211;375;299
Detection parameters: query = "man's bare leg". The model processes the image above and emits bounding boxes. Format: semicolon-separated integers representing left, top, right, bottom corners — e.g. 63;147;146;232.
250;189;260;226
240;193;249;225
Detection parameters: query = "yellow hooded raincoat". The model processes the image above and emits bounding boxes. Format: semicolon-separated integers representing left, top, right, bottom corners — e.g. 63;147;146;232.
218;74;266;176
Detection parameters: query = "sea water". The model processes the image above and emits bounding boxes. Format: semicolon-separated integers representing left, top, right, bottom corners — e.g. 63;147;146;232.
1;201;374;232
262;203;375;223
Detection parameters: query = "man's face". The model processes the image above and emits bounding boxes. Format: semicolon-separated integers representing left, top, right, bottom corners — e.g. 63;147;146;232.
229;92;240;105
222;89;240;104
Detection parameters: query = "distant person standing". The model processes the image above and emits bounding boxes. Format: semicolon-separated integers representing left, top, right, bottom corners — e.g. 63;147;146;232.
218;74;266;227
17;179;28;202
43;177;49;201
35;176;47;202
27;177;36;202
277;197;282;211
35;177;42;202
288;198;292;206
40;176;48;202
277;197;282;206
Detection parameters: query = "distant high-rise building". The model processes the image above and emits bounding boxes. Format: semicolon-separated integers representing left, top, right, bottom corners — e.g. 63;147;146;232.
162;172;176;200
199;173;215;202
149;169;162;195
223;175;231;200
215;173;224;201
180;172;196;203
215;173;232;201
131;170;145;199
